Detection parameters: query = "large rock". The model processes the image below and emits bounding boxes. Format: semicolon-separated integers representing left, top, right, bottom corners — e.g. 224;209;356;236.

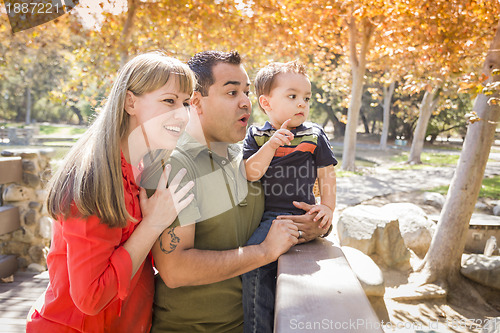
342;246;385;296
493;205;500;217
380;203;435;257
461;254;500;290
423;192;445;208
337;205;410;269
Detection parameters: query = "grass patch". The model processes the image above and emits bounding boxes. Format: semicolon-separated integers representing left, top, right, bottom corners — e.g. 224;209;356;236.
69;127;88;135
334;157;376;168
42;140;78;147
430;175;500;200
389;164;432;171
39;124;88;136
336;169;363;177
391;151;460;166
39;125;59;135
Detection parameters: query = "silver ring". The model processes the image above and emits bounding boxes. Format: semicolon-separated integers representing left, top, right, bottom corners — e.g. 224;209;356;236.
298;230;303;238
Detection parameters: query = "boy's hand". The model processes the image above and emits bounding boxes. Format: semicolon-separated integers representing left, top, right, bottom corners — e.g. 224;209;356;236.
307;204;333;230
266;119;294;150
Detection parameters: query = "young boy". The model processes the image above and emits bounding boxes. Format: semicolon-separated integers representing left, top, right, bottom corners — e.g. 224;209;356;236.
242;61;337;332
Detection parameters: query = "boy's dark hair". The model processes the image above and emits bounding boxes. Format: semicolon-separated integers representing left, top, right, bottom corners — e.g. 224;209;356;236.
187;50;241;96
255;60;308;111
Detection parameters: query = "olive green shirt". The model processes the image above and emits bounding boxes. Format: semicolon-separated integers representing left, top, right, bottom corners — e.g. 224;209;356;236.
148;133;264;333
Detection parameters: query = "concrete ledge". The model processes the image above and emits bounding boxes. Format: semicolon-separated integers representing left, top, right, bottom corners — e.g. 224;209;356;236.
0;157;22;184
0;255;18;279
0;206;20;235
275;238;382;332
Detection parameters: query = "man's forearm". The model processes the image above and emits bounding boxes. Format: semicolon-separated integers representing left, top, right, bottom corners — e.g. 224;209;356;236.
154;245;269;288
153;220;297;288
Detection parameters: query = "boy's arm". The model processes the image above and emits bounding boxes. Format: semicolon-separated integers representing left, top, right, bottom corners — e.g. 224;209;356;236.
245;119;294;181
318;164;336;211
304;164;336;229
245;142;278;181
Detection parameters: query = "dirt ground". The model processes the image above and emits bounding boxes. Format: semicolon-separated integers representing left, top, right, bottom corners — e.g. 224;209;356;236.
359;191;500;333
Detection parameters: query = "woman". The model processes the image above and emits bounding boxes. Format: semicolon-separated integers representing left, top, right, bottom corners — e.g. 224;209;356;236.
27;52;196;332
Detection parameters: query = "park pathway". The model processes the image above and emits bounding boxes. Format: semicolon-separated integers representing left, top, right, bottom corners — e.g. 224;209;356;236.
336;149;500;207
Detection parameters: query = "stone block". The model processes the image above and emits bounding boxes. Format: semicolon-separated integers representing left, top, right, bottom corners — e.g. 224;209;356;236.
24;209;37;226
461;254;500;290
23;172;40;187
38;216;53;239
342;246;385;297
337;205;410;269
3;184;35;202
28;201;41;210
22;160;37;172
380;203;435;257
28;245;45;263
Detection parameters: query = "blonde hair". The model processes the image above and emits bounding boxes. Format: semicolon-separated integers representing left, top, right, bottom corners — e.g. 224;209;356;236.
47;51;196;228
254;60;308;112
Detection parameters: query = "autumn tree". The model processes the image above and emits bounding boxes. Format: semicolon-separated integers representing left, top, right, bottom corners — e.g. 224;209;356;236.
0;16;85;123
417;20;500;307
398;0;500;163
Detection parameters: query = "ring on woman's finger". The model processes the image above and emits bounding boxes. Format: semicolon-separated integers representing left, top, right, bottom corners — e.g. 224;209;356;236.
298;230;303;238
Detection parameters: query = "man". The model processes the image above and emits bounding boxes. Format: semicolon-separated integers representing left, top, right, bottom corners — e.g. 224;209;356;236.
150;51;330;332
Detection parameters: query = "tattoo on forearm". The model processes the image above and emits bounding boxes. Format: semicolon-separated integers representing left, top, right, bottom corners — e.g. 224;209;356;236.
159;227;180;254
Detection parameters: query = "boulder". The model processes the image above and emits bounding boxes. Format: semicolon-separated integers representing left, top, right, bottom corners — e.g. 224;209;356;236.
27;263;46;273
379;203;435;257
423;192;445;209
342;246;385;297
461;254;500;290
475;202;490;213
493;205;500;217
337;205;410;268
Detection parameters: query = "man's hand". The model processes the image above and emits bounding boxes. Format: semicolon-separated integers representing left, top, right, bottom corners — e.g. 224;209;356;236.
260;219;299;261
265;119;294;150
276;201;328;244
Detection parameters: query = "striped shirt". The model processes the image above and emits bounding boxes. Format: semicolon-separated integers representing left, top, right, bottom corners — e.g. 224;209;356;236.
243;121;337;214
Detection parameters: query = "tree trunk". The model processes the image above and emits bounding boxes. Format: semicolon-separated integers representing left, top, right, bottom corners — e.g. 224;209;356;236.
419;20;500;286
71;105;84;125
370;119;376;134
119;0;138;67
360;109;370;134
25;86;32;124
380;81;395;149
407;88;439;164
318;103;346;137
342;15;374;171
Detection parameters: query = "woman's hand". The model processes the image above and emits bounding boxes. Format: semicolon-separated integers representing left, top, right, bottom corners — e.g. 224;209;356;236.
139;164;194;232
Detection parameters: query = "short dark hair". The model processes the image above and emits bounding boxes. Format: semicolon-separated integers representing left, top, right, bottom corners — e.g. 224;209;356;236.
187;50;241;96
254;60;308;112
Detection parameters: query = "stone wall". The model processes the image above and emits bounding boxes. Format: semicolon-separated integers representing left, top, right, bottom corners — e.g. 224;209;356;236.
0;148;54;269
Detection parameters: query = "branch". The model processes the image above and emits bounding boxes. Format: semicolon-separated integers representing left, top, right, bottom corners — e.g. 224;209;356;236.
348;8;359;69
